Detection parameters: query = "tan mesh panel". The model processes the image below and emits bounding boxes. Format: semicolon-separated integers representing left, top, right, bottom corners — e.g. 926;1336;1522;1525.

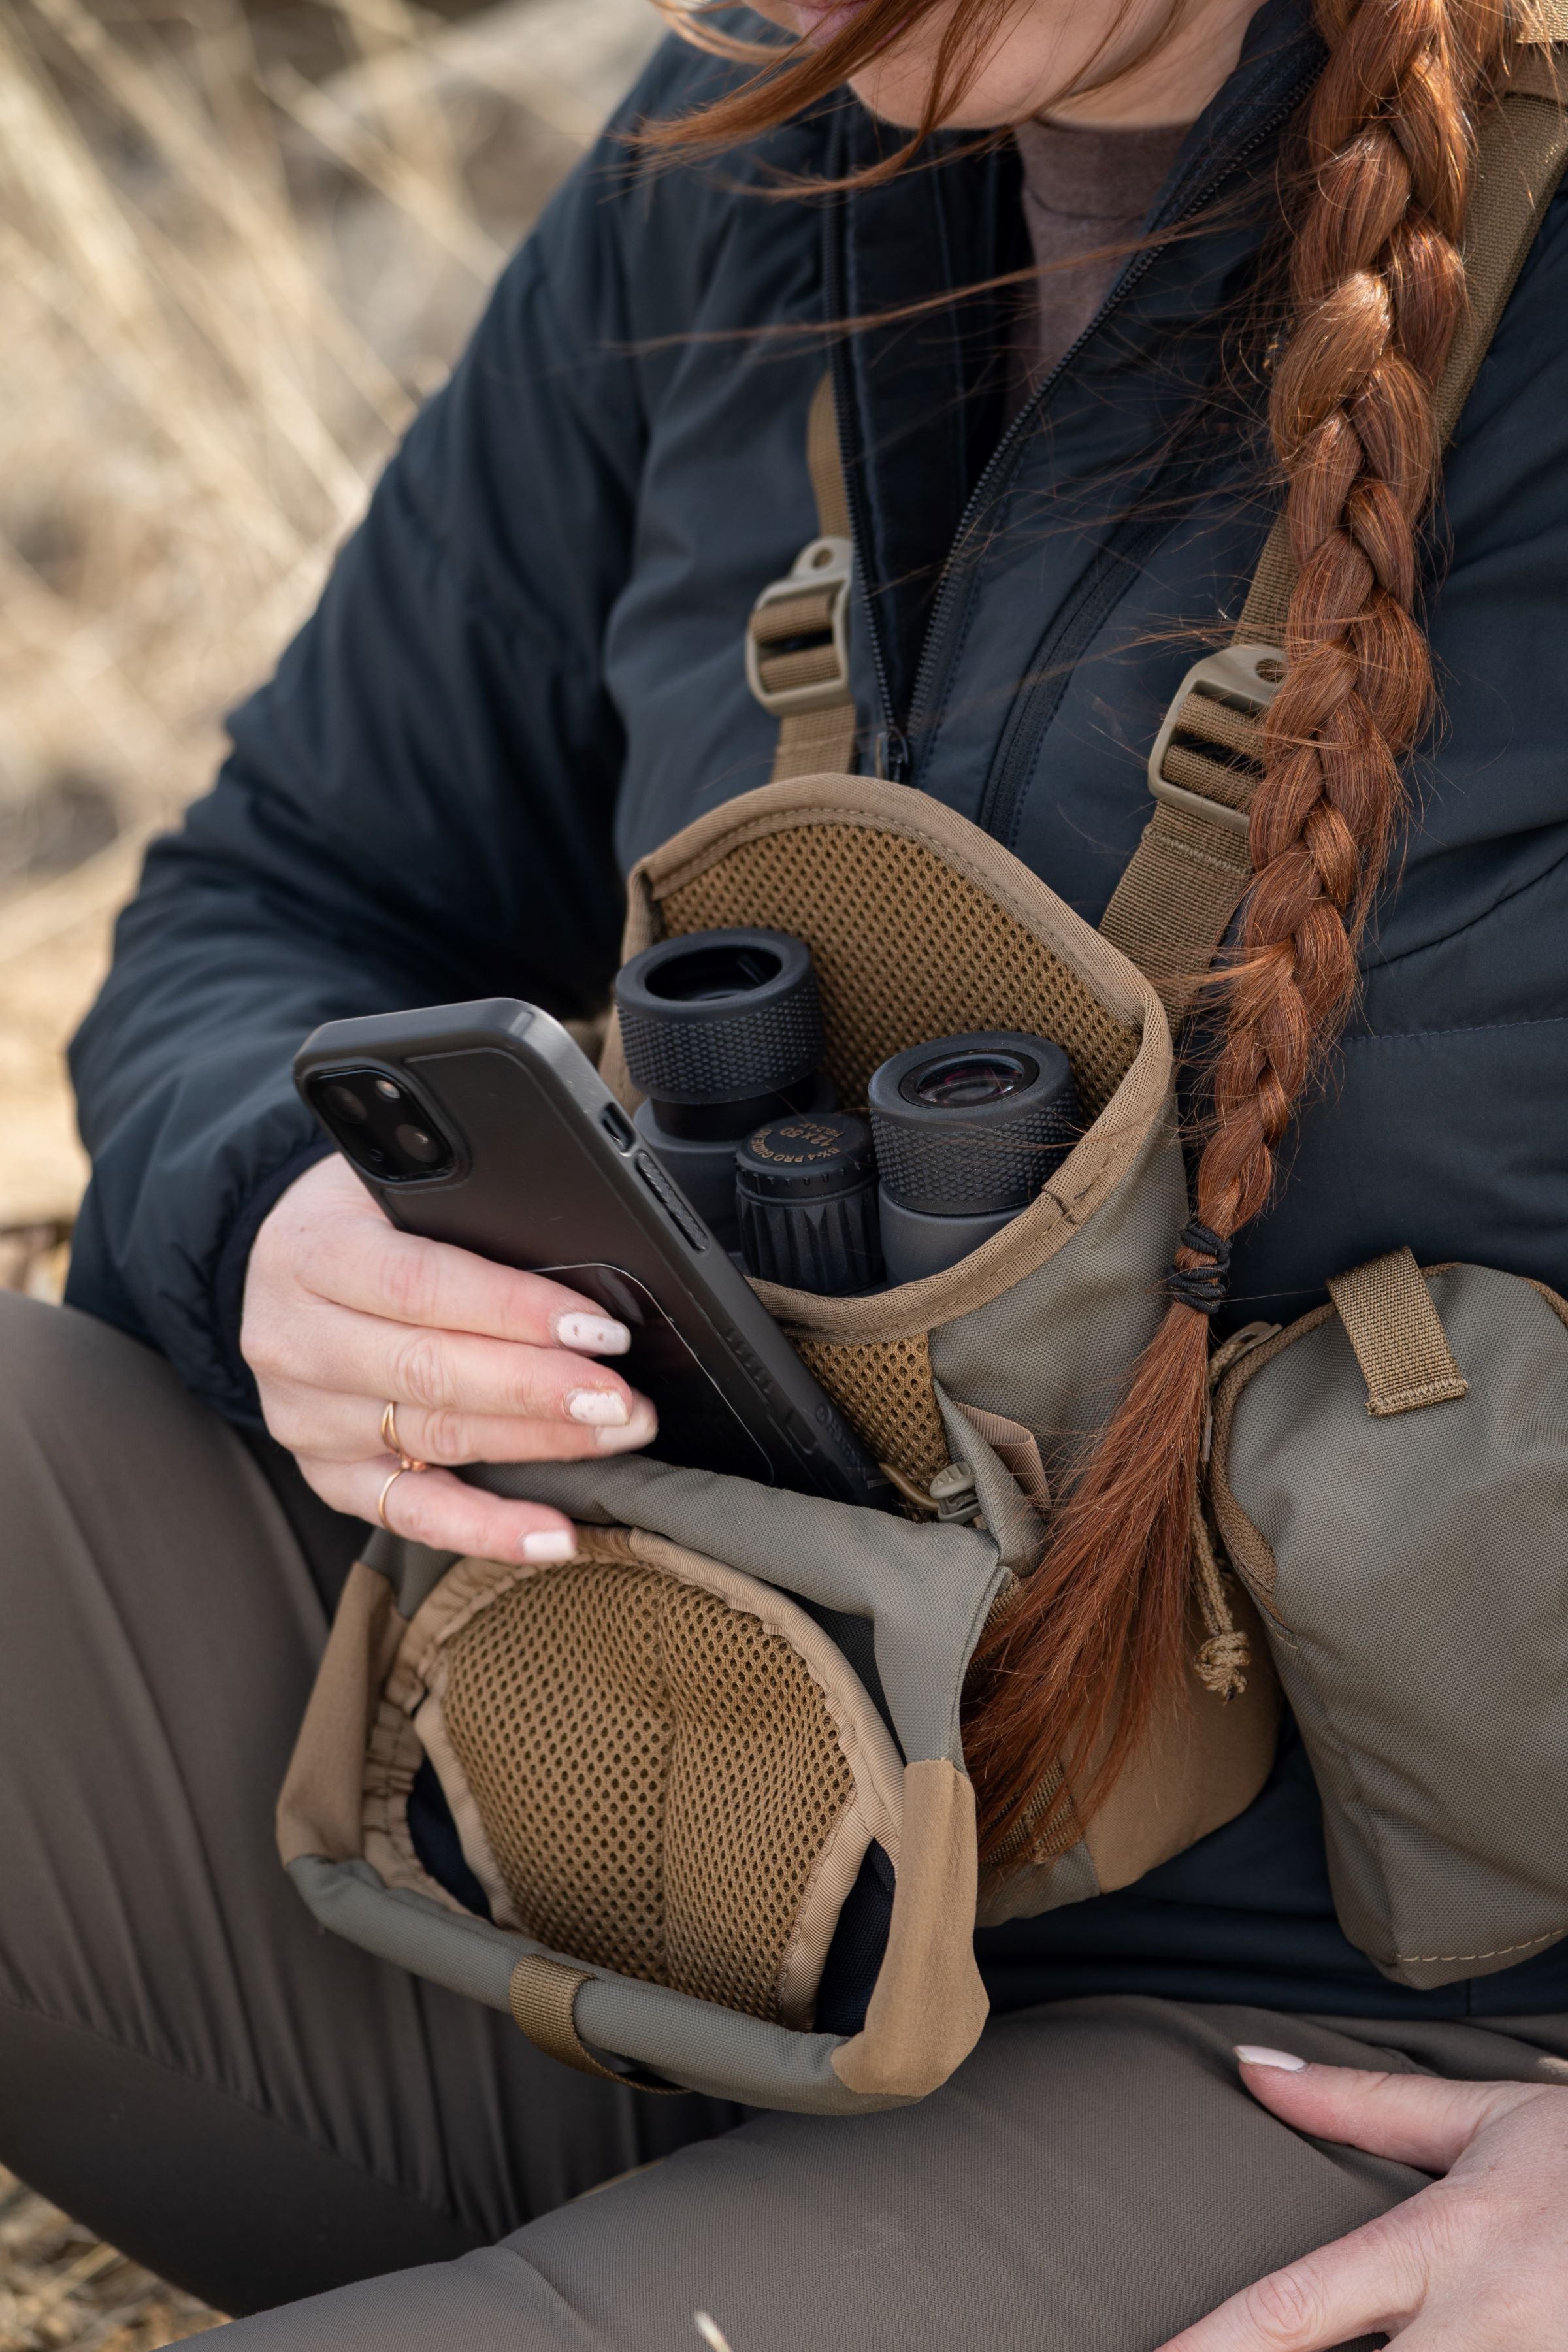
659;823;1138;1119
796;1331;949;1489
444;1558;670;1983
439;1558;856;2023
659;1579;855;2014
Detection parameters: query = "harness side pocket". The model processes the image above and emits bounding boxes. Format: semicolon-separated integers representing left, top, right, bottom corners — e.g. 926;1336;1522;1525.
1209;1249;1568;1988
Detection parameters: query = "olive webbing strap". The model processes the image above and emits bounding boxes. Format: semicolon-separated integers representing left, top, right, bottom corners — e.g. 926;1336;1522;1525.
508;1954;683;2093
1325;1247;1469;1418
747;375;859;782
1100;42;1568;1023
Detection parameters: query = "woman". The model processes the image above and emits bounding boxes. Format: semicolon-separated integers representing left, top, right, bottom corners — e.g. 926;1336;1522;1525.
4;0;1568;2337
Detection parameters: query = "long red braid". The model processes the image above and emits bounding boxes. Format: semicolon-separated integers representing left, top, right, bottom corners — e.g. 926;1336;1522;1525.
653;0;1514;1855
966;0;1511;1855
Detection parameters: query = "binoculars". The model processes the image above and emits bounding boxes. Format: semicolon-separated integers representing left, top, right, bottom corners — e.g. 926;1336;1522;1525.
615;928;1080;1295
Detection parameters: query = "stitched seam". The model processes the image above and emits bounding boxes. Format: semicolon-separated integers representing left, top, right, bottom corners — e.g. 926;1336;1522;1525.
1149;835;1254;881
1370;1377;1468;1410
655;798;1151;973
988;508;1198;853
1345;1012;1568;1049
0;1987;474;2229
1396;1930;1564;1965
1364;836;1568;976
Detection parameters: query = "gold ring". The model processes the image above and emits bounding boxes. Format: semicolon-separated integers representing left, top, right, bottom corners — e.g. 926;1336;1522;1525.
377;1464;413;1531
380;1399;427;1475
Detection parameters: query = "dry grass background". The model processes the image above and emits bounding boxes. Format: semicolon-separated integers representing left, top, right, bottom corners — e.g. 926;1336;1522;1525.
0;0;659;2332
0;0;659;1239
0;2167;218;2349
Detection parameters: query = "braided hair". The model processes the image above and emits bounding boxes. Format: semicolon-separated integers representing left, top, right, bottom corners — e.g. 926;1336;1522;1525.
965;0;1511;1857
653;0;1514;1855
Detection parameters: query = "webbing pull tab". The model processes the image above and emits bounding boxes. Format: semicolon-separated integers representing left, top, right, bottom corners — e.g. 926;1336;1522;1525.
750;374;860;783
745;535;853;720
1101;640;1285;1022
1326;1247;1469;1418
1145;643;1285;836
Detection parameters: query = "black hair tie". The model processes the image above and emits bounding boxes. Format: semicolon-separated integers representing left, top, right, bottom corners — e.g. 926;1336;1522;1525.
1164;1219;1231;1316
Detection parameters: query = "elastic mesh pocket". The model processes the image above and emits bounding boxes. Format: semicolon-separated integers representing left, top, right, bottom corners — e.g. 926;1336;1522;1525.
438;1559;857;2021
796;1331;949;1489
661;823;1137;1118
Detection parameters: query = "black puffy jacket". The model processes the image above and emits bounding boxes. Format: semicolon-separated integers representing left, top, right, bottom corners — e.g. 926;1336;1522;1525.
68;0;1568;2019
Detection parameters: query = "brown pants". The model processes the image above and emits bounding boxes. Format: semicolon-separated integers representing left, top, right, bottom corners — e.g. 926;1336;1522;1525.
2;1292;1565;2348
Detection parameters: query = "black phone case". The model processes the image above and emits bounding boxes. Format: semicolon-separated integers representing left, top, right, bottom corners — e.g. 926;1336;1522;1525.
294;999;888;1508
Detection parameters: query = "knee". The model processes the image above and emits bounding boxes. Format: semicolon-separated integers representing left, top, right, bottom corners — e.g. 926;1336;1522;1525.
0;1288;147;1402
0;1291;213;1475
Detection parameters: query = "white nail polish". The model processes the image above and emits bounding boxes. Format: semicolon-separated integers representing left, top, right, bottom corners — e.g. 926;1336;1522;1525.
557;1313;632;1355
1235;2045;1307;2072
597;1409;656;1453
566;1388;630;1426
521;1529;576;1564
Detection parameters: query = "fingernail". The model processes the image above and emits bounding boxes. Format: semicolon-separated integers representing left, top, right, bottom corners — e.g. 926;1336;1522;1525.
521;1529;576;1564
566;1388;630;1426
1235;2045;1307;2072
596;1404;657;1453
557;1313;631;1356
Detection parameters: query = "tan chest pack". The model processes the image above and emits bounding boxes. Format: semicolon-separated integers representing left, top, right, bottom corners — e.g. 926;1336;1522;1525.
278;46;1568;2111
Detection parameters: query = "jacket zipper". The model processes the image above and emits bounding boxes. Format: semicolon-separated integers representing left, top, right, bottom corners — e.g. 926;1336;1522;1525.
825;291;911;782
976;504;1178;845
832;59;1316;811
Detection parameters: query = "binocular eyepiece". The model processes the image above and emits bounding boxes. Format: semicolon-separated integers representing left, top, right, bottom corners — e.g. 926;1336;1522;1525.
613;928;1081;1291
867;1032;1079;1284
615;929;837;1242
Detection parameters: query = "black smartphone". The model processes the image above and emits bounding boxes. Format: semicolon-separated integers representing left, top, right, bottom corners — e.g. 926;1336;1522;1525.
293;998;889;1509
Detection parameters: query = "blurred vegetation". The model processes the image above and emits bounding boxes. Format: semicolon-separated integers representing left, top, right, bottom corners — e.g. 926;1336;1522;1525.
0;2;657;2337
0;2166;218;2348
0;0;657;1245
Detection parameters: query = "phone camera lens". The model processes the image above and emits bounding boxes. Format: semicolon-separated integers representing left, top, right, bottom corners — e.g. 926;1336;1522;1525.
373;1077;402;1102
325;1081;368;1124
395;1122;443;1166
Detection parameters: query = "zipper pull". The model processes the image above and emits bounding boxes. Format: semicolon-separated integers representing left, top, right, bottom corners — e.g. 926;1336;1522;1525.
1206;1319;1282;1402
875;726;911;785
928;1460;980;1523
876;1457;979;1522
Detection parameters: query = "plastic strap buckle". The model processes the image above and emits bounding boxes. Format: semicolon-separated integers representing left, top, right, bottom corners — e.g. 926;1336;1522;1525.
745;536;853;718
1145;644;1285;837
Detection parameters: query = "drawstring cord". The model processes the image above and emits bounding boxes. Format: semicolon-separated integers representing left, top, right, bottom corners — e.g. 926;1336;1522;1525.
1188;1309;1267;1701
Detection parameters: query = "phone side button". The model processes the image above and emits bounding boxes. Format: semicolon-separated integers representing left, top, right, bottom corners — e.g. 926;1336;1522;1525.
632;1151;710;1252
783;1403;821;1455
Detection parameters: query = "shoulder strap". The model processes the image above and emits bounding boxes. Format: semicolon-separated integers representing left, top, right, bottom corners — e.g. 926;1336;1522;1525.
1100;36;1568;1020
745;376;859;781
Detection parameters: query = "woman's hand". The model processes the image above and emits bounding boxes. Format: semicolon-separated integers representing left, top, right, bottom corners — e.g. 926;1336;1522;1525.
242;1152;657;1561
1159;2048;1568;2350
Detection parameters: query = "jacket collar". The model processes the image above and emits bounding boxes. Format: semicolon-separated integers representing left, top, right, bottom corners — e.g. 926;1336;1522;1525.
825;0;1324;736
